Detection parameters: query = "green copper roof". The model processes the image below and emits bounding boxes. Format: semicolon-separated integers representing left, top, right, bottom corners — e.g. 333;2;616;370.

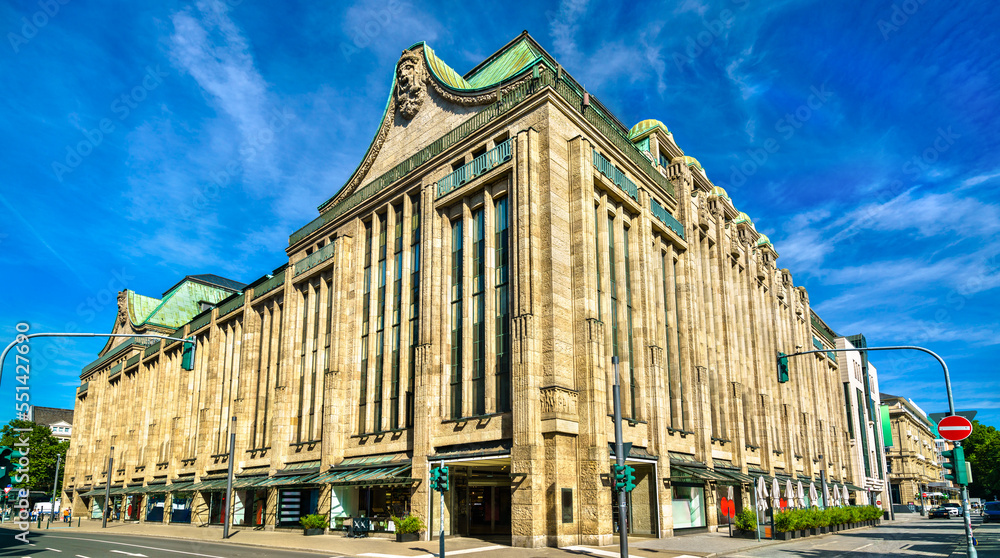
628;119;670;140
733;212;754;226
129;279;239;329
756;234;772;247
424;45;472;89
674;155;703;170
465;39;542;88
710;186;730;200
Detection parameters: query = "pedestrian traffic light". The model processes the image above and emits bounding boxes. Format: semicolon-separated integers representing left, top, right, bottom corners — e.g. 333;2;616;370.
942;446;968;485
624;465;636;493
0;446;13;488
430;467;440;491
181;338;195;370
777;351;789;383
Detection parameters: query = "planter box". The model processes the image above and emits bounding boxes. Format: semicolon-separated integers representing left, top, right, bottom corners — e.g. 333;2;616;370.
810;528;819;536
775;531;791;540
820;526;829;534
395;532;419;542
790;530;799;539
735;529;757;539
303;528;323;536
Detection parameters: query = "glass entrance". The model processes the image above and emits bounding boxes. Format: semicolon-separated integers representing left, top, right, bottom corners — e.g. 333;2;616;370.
450;464;511;538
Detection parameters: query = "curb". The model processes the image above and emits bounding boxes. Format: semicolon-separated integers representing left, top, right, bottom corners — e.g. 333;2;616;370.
705;523;882;557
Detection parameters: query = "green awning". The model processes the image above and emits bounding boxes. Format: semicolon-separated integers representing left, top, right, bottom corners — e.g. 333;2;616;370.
671;465;731;482
188;479;229;492
311;464;414;487
846;483;865;492
166;482;195;493
719;470;755;484
256;473;319;487
80;487;107;497
232;476;270;489
107;486;127;495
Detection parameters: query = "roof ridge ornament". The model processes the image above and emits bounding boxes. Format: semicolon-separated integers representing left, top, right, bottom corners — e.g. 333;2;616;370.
395;49;425;120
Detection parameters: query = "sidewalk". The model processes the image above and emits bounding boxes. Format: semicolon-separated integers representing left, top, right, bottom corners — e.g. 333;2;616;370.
7;520;521;557
629;513;924;557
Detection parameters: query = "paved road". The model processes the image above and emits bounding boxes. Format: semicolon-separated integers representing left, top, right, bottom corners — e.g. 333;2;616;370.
721;515;975;557
0;529;329;558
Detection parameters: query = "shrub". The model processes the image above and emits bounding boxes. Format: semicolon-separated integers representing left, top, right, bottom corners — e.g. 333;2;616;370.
814;507;830;527
735;508;757;531
299;514;328;530
774;510;793;532
390;514;426;534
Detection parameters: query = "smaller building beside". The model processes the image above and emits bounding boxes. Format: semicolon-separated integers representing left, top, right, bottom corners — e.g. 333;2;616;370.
30;406;75;442
880;393;951;509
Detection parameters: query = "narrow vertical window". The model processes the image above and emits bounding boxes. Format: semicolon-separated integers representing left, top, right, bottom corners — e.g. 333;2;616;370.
661;250;673;427
673;259;683;429
390;206;403;429
374;215;387;431
450;219;464;419
359;223;372;433
297;291;308;443
325;272;333;372
623;224;637;418
472;208;486;416
495;197;511;413
608;216;620;369
407;202;420;426
595;205;602;320
310;279;321;439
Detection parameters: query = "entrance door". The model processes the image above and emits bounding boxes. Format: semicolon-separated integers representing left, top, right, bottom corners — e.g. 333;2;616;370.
468;486;511;535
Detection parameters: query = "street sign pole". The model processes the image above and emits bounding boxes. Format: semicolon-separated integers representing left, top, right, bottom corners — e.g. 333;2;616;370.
612;356;628;558
102;447;113;529
223;417;235;539
439;487;445;558
50;454;61;522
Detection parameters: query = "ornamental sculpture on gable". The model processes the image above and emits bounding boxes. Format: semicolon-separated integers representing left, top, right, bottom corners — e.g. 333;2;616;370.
395;50;425;119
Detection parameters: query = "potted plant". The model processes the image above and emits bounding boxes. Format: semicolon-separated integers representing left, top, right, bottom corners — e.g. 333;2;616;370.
300;514;327;536
734;508;758;539
816;507;830;534
773;510;792;540
391;514;425;542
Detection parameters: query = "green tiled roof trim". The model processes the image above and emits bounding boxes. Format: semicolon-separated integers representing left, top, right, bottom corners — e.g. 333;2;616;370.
82;338;144;375
252;269;286;300
125;355;140;369
188;310;212;333
294;243;335;276
143;340;161;358
77;382;88;395
128;292;160;325
164;325;186;348
811;310;837;345
424;45;472;89
216;292;245;319
465;38;541;88
628;119;670;140
305;36;675;245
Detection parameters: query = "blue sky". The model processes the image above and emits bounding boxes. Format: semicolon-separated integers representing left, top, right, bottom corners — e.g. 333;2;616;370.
1;0;998;430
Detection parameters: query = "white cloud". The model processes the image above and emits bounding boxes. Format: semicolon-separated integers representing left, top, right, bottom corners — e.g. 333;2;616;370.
549;0;590;63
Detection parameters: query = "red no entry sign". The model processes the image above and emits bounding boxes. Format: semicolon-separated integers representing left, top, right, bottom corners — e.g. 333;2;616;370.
937;415;973;441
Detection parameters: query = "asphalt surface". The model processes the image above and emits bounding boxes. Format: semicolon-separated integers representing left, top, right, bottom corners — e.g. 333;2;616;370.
0;529;330;558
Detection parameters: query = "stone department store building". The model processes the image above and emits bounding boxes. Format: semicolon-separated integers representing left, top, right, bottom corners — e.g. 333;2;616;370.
63;33;870;547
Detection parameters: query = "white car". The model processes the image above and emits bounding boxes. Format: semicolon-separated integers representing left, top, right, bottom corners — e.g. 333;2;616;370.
942;504;961;517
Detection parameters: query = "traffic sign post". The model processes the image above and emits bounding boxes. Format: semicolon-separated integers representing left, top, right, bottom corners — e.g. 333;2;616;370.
937;415;973;442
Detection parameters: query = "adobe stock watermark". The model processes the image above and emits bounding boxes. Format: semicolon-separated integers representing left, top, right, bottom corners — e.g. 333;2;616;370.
179;106;295;219
830;126;959;245
672;0;750;69
51;65;168;182
6;0;71;54
717;83;833;190
877;0;932;40
340;0;404;62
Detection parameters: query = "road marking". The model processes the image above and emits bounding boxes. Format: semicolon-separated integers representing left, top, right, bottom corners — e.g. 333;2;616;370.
852;543;873;551
75;555;91;558
46;536;224;558
561;546;682;558
110;551;147;557
45;549;62;553
358;548;507;558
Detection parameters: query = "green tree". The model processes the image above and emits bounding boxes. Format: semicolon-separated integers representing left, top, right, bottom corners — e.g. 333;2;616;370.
961;419;1000;500
0;419;69;493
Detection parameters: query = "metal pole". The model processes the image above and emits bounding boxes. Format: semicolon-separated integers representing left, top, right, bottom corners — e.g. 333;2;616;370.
50;454;62;522
223;417;235;539
956;441;977;557
102;447;113;528
751;482;759;542
612;356;628;558
439;489;445;558
820;470;828;510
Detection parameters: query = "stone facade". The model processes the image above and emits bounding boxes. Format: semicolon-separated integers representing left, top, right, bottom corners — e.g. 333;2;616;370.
63;33;862;547
882;393;948;506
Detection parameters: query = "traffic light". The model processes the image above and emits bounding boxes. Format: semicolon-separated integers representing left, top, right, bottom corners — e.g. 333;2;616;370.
624;465;636;493
942;447;968;485
0;446;12;488
181;338;195;370
612;464;626;492
430;466;450;492
777;352;789;383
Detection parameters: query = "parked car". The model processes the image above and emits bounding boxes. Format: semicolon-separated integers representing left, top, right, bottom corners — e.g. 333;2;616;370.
928;507;951;519
984;502;1000;523
942;503;962;517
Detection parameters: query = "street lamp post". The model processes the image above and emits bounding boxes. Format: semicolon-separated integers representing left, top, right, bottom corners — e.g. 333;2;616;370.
102;447;113;529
